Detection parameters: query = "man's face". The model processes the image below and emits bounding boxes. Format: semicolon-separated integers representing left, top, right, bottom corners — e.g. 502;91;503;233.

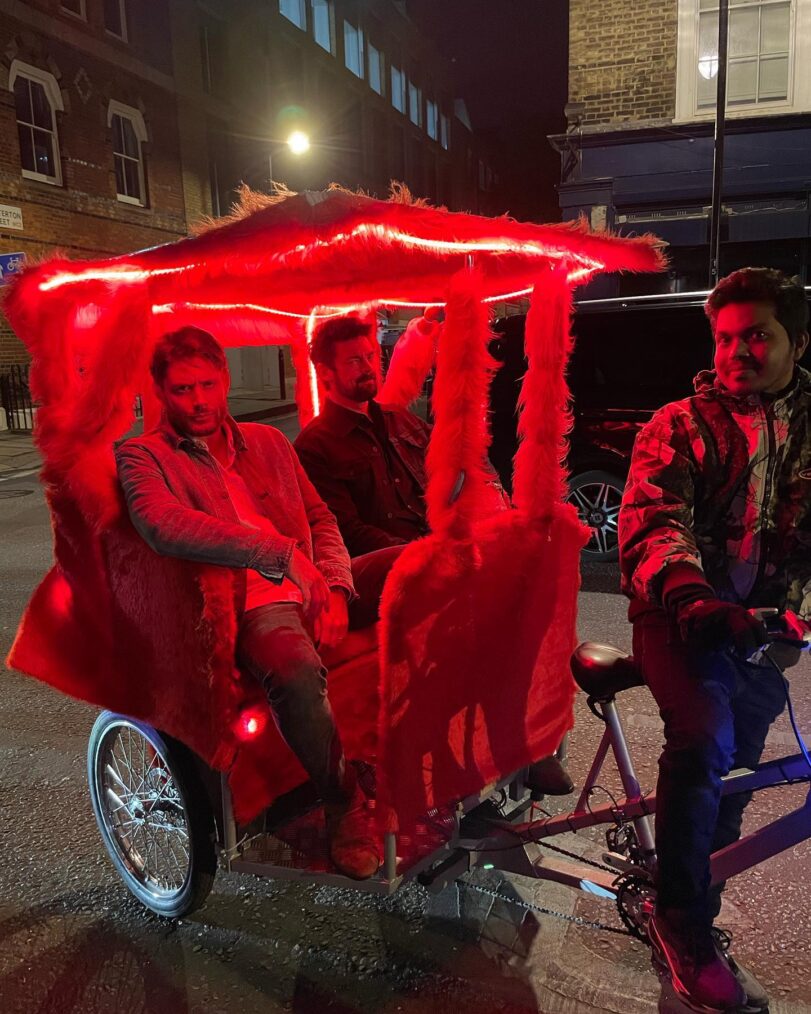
324;337;378;403
156;357;229;437
713;301;805;396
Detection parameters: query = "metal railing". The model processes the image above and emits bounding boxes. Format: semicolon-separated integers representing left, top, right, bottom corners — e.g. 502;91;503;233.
0;364;34;432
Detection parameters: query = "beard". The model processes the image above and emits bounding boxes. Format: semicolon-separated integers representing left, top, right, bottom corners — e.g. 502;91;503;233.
347;375;378;402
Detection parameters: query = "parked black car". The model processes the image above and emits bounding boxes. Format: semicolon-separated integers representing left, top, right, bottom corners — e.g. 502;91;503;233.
490;289;811;562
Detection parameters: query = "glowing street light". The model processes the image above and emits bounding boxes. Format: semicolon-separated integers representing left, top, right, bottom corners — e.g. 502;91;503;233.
287;130;311;156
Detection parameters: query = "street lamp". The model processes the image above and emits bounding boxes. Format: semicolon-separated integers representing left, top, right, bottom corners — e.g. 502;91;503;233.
268;130;312;187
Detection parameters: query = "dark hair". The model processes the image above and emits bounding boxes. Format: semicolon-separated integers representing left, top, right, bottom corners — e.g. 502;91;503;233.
309;315;373;368
705;268;810;346
150;326;228;384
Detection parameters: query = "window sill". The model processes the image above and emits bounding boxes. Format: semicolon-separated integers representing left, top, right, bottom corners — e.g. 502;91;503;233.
21;169;62;187
674;100;807;124
116;194;147;208
104;29;129;44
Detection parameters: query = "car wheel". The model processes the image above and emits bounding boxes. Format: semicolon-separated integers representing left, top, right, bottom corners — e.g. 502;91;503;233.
566;469;624;562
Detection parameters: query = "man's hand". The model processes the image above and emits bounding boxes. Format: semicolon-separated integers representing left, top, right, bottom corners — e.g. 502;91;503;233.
315;589;349;649
677;599;769;659
287;548;330;623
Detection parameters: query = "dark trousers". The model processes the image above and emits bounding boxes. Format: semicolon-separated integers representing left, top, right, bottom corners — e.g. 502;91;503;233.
632;609;786;924
236;546;404;804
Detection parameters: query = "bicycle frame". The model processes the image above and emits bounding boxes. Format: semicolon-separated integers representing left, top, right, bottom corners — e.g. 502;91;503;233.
466;693;811;900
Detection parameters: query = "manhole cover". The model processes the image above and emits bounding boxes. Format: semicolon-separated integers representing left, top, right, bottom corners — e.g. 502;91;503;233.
0;488;33;499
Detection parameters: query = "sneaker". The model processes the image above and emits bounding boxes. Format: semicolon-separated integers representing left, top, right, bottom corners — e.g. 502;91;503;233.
649;910;747;1013
712;928;769;1012
325;783;380;880
525;755;575;797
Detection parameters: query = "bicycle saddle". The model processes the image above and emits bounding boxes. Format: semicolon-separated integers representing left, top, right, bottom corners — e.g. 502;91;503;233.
570;642;644;701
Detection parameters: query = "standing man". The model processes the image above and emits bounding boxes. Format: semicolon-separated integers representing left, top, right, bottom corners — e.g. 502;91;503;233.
295;313;574;797
116;326;379;880
619;268;810;1011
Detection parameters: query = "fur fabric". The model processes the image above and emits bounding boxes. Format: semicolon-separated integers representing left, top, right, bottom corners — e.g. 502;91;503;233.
379;313;437;409
512;266;575;520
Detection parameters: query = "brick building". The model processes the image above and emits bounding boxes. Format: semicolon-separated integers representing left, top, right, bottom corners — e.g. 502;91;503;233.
1;0;495;381
554;0;811;294
0;0;188;365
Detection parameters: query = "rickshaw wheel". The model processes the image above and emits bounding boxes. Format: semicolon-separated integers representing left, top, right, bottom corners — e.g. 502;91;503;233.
88;712;217;918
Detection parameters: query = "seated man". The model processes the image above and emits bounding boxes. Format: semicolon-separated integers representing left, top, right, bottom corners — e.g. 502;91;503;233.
116;326;379;880
295;313;573;797
294;314;431;557
619;268;810;1012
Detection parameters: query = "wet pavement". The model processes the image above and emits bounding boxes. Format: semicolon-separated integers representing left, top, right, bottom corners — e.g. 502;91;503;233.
0;480;808;1013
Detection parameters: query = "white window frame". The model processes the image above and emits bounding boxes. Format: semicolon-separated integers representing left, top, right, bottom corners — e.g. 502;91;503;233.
108;100;148;206
9;60;64;186
310;0;335;54
104;0;128;42
59;0;87;20
675;0;811;121
344;20;364;78
279;0;306;30
391;64;406;113
368;41;384;95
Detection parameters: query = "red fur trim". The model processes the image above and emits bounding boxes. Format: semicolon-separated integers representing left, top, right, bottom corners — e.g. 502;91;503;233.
512;266;578;521
424;269;496;539
379;315;436;409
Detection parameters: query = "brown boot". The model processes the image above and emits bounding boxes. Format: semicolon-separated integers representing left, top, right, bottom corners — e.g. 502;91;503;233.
526;755;575;796
325;783;381;880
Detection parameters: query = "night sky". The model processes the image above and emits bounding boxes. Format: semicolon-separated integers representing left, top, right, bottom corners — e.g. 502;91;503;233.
406;0;569;222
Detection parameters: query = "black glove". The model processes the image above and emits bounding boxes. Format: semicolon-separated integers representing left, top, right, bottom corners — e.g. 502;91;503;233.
675;599;769;659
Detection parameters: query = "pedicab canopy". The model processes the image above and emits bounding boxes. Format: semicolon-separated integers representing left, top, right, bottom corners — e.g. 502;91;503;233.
4;186;664;838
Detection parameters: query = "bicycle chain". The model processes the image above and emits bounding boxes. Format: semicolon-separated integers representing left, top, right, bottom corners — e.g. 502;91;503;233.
460;880;632;936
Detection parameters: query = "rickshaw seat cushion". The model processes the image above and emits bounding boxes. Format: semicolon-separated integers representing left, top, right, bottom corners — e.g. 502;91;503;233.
319;624;378;669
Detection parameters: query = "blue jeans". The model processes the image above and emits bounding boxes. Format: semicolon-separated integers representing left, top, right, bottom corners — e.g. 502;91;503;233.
632;609;786;924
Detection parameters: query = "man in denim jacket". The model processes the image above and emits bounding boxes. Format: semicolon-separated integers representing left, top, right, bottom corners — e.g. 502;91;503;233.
116;326;378;880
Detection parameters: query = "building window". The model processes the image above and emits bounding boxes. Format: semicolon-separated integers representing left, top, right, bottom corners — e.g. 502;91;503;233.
408;80;422;127
279;0;306;29
368;41;384;95
311;0;334;53
103;0;127;40
440;112;450;150
108;101;147;206
344;21;364;78
676;0;811;118
200;17;226;95
391;64;406;113
9;61;63;185
60;0;86;19
426;98;438;140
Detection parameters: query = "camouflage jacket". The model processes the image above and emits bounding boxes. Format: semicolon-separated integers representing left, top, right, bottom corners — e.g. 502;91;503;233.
620;367;811;620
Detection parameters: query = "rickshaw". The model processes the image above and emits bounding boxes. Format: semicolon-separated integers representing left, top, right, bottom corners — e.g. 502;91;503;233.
6;186;808;966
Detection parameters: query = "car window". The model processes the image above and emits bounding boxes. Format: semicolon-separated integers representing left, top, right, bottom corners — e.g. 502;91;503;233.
569;306;713;411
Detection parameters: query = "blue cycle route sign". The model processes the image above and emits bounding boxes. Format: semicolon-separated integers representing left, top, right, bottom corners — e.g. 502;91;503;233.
0;252;26;284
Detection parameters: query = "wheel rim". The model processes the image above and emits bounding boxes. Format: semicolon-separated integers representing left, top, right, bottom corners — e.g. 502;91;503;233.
566;481;622;556
95;722;192;901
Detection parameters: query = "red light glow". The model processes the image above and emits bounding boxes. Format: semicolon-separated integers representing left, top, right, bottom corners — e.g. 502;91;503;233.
235;707;268;741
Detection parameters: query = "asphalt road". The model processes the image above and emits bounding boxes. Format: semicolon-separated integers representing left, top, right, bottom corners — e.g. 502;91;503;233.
0;475;808;1014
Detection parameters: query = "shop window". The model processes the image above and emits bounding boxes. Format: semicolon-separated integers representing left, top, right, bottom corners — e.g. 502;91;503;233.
10;61;63;185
